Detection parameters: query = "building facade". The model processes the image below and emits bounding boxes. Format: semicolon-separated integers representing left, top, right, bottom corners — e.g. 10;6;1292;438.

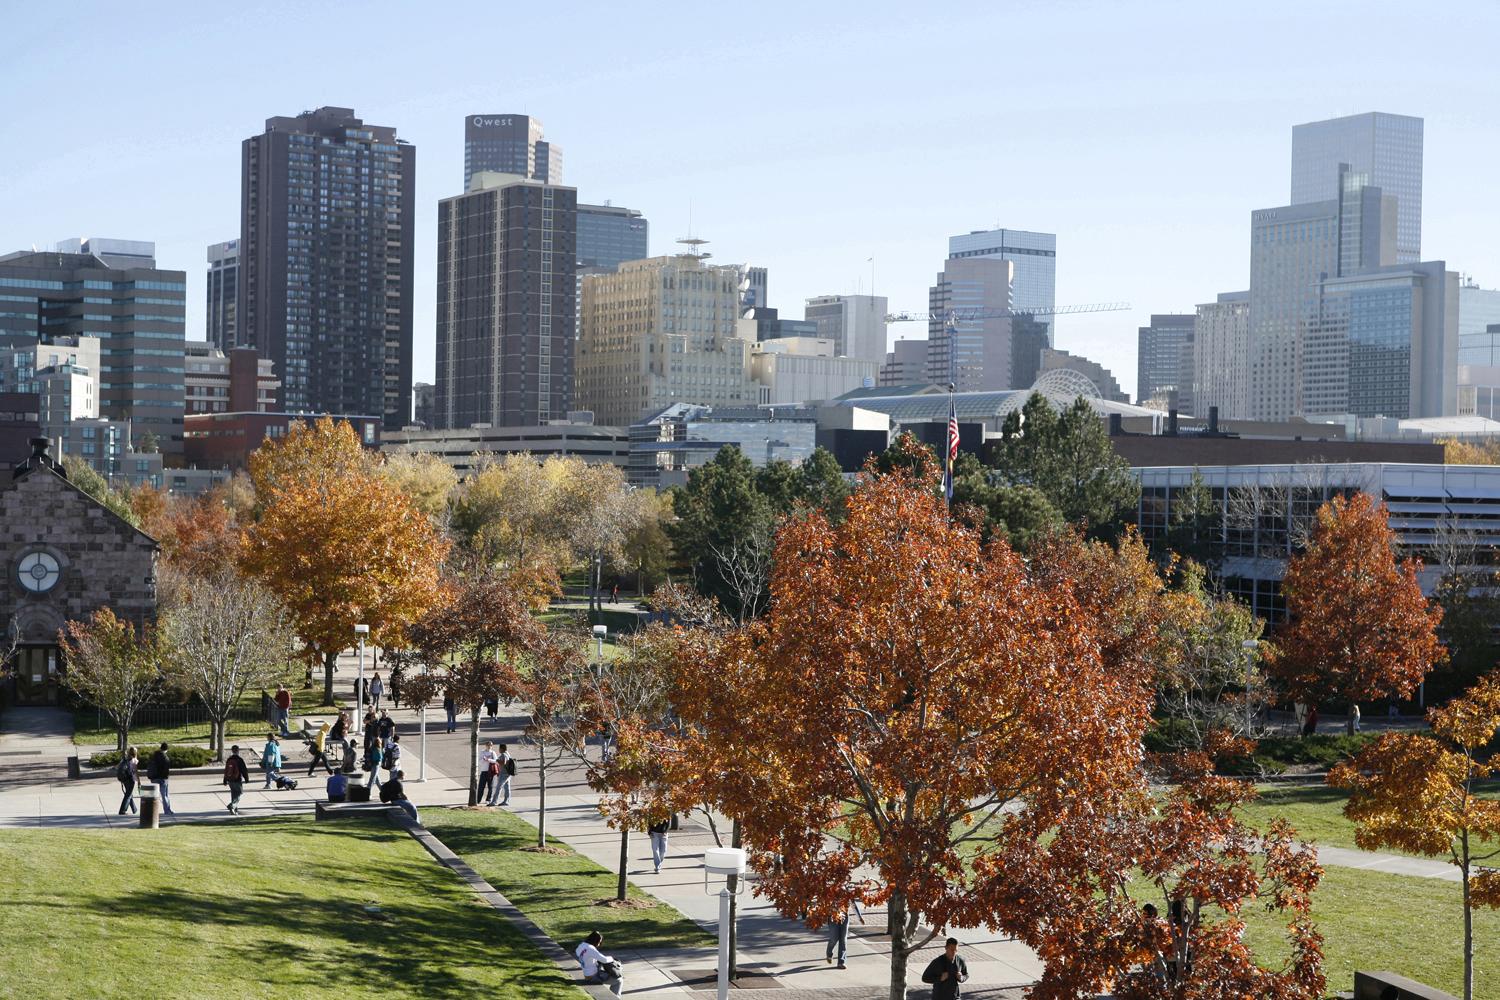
1136;314;1195;407
1457;281;1500;366
926;256;1013;391
239;106;415;429
184;342;278;415
750;338;879;406
804;294;888;365
1290;111;1423;263
575;255;759;426
381;421;629;474
0;249;185;453
1193;292;1250;419
464;114;560;188
577;203;648;275
879;338;930;387
184;412;380;472
205;239;239;350
53;238;156;269
435;172;578;429
947;228;1056;342
628;403;818;488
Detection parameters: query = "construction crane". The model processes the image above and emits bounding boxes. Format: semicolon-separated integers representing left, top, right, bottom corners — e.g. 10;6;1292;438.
884;301;1130;324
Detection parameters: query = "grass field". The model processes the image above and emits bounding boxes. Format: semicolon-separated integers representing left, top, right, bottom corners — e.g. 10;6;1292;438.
74;689;353;749
1239;782;1500;857
423;807;710;952
0;816;584;1000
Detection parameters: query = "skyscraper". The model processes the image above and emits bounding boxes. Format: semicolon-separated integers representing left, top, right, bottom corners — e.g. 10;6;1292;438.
577;203;648;274
1136;314;1195;407
947;227;1056;342
879;338;929;387
435;172;578;429
804;294;889;365
0;248;186;451
1247;166;1395;420
464;114;560;189
1291;112;1423;263
239;107;415;429
1457;281;1500;366
926;256;1013;391
205;239;238;349
1193;292;1250;419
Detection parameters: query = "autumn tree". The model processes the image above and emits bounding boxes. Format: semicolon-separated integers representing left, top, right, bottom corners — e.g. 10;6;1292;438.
499;624;590;848
378;451;458;527
673;451;1156;1000
404;565;540;806
1269;492;1445;730
58;608;165;752
1330;672;1500;1000
159;565;296;760
993;742;1325;1000
61;455;139;527
240;418;447;703
141;484;243;576
612;488;675;597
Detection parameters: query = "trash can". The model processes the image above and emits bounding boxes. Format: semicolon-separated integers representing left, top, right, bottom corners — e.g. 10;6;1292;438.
139;782;160;829
348;774;371;803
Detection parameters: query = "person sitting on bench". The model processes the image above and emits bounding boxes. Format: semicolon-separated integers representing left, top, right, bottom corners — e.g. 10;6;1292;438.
326;770;348;803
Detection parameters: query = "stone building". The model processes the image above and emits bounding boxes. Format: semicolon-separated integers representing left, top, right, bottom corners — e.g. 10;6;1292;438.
1;438;158;706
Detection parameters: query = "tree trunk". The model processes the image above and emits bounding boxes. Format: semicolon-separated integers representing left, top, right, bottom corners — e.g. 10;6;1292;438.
537;735;549;848
728;818;742;979
888;888;911;1000
212;718;224;762
322;650;337;706
468;709;481;806
617;826;629;901
117;724;128;754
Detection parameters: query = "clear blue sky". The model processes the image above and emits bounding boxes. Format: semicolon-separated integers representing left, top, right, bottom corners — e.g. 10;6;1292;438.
4;0;1498;400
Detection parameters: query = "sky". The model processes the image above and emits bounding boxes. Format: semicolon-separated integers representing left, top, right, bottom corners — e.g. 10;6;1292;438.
4;0;1499;401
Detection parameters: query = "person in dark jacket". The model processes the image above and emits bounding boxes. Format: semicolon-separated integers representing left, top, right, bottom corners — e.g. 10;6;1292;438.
147;742;175;816
223;745;250;814
443;690;457;733
380;768;419;824
921;938;968;999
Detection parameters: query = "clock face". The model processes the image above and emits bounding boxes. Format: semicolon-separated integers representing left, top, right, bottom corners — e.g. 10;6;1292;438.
18;552;60;594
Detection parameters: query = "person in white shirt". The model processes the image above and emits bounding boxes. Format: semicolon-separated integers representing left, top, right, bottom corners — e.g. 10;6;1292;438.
477;741;498;804
369;672;385;712
575;930;623;996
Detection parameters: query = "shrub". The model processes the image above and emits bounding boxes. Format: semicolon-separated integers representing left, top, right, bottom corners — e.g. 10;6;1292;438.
88;745;215;769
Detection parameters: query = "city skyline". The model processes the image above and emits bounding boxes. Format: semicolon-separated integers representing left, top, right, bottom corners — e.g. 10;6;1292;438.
4;3;1500;401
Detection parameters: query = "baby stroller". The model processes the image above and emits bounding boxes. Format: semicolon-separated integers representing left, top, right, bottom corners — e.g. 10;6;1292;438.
267;768;299;791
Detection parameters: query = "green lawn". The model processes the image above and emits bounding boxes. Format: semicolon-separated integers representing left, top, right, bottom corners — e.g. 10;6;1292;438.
74;689;353;748
1241;863;1500;998
0;816;584;1000
423;807;710;951
1239;782;1500;857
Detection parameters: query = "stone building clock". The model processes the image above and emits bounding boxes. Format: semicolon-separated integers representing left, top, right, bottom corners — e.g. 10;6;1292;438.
18;551;60;594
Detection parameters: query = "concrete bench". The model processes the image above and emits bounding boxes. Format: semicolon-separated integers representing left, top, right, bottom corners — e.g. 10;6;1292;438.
314;801;397;821
1355;971;1458;1000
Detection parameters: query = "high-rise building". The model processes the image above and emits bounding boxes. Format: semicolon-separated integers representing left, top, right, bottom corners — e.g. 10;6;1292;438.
926;256;1013;391
577;203;648;274
804;294;889;365
53;238;156;269
412;382;434;428
435;172;578;430
239;107;415;429
464;114;560;188
1291;112;1423;263
947;228;1056;342
1457;281;1500;366
205;240;239;349
744;306;816;342
1136;314;1195;407
184;341;278;415
0;249;186;451
576;254;758;426
1193;292;1251;419
1301;261;1457;419
1248;166;1396;420
879;339;929;387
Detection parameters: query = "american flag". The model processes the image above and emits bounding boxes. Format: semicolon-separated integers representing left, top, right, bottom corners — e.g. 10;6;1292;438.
943;392;959;505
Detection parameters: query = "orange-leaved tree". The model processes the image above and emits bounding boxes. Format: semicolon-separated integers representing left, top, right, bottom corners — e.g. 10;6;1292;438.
404;563;539;806
673;449;1156;1000
240;418;447;704
1330;671;1500;1000
1269;492;1444;729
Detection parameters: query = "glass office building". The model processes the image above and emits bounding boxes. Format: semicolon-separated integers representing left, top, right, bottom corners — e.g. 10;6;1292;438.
1291;112;1424;263
947;228;1056;343
464;114;560;189
1457;283;1500;366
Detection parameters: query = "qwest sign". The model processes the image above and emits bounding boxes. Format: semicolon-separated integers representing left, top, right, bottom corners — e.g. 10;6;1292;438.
471;116;515;129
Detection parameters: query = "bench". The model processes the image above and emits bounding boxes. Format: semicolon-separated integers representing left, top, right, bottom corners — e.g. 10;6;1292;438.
1354;971;1458;1000
314;801;397;821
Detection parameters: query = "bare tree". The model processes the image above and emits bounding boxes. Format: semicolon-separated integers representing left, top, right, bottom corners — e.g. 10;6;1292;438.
707;520;774;624
160;566;297;760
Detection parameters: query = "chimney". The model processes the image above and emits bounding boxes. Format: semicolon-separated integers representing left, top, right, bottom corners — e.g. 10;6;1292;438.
29;437;49;460
1167;409;1179;436
1207;406;1220;435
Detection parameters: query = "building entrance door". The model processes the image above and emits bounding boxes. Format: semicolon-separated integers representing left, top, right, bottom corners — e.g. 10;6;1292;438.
14;646;61;706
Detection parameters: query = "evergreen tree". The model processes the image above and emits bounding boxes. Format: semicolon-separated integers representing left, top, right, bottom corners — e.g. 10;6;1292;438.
994;393;1139;536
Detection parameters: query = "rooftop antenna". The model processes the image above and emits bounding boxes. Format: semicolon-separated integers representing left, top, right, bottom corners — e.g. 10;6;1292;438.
677;237;711;260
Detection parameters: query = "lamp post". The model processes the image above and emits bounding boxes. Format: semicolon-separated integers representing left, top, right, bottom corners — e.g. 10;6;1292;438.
592;624;607;665
354;624;370;733
418;655;428;782
703;847;747;1000
1241;638;1259;737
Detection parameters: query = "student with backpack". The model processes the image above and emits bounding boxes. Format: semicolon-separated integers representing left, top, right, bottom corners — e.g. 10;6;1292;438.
490;743;515;807
306;721;334;776
116;747;139;815
147;742;175;816
223;746;250;815
384;734;403;777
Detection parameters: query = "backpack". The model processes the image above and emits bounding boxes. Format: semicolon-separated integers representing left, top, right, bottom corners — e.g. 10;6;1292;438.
385;745;401;771
504;756;517;776
116;758;131;781
223;759;240;783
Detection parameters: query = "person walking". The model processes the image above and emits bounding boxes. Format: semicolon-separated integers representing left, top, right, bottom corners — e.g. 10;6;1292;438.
824;901;864;969
353;675;365;708
477;741;498;804
262;733;283;788
493;743;514;806
369;672;385;713
147;742;175;816
116;747;139;815
610;583;619;604
574;931;624;997
384;733;403;779
365;740;384;793
380;768;419;823
443;690;456;733
223;745;250;815
1303;704;1320;737
647;814;670;874
1349;702;1362;734
485;691;499;721
377;710;396;746
274;685;292;736
306;721;334;775
921;938;969;999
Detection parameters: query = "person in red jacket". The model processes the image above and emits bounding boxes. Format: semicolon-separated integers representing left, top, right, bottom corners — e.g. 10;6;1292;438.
273;685;292;736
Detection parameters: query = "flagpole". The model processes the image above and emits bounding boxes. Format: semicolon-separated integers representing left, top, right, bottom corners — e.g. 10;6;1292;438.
945;380;956;511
